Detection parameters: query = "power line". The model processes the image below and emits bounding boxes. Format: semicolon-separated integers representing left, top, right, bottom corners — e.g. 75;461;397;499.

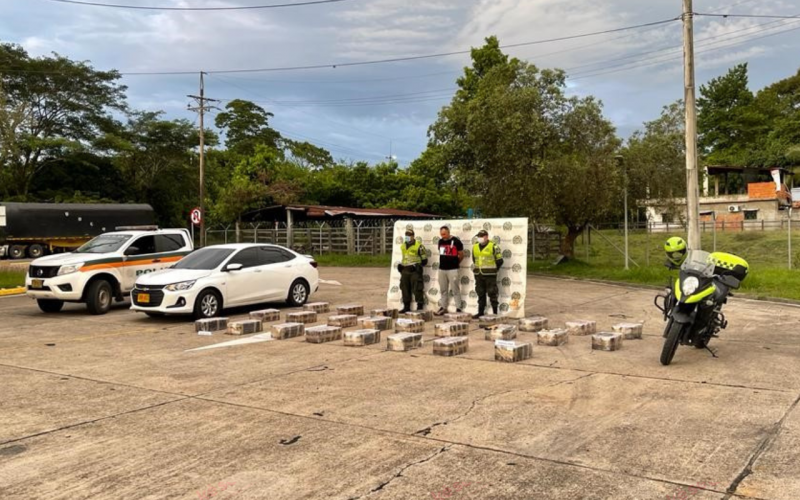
696;12;800;20
41;0;352;11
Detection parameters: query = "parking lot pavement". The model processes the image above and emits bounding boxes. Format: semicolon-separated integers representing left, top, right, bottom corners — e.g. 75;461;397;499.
1;268;799;499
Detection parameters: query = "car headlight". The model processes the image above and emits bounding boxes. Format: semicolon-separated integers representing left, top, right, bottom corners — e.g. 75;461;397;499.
682;276;700;296
57;263;84;276
165;280;196;292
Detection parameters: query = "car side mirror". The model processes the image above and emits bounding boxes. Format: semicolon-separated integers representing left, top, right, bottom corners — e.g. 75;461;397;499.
125;246;140;256
225;263;243;272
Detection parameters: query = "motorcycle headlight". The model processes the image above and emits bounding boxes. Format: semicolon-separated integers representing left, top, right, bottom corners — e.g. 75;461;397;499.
165;280;196;292
57;263;84;276
682;276;700;296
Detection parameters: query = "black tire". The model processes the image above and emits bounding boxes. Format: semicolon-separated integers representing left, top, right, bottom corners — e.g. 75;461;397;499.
86;280;113;315
37;299;64;313
27;244;45;259
193;289;222;320
660;321;683;366
287;279;310;307
9;245;26;260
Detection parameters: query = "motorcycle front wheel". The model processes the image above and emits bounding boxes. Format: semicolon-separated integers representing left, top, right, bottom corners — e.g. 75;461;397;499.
660;321;683;366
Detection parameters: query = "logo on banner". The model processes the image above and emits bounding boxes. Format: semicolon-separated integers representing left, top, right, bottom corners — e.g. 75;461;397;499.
483;222;492;231
432;236;440;245
513;235;523;245
463;249;471;258
503;222;513;231
390;286;400;294
460;276;471;286
462;223;472;232
512;264;522;273
460;300;468;309
423;275;431;283
424;224;432;233
406;223;414;231
469;291;478;299
432;262;439;271
501;277;511;287
503;249;512;259
429;288;438;297
500;303;509;312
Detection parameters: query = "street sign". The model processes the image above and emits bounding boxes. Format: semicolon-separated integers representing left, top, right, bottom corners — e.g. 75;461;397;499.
190;207;202;226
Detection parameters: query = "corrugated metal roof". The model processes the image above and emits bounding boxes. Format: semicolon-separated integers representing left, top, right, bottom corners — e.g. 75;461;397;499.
244;204;440;221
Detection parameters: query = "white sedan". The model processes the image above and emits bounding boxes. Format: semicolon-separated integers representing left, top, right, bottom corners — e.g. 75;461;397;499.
130;244;319;319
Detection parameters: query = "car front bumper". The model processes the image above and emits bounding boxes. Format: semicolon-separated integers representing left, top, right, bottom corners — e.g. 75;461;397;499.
130;287;198;315
25;274;85;302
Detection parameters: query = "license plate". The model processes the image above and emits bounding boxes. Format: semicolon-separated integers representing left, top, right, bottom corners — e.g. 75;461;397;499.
137;293;150;303
31;279;44;289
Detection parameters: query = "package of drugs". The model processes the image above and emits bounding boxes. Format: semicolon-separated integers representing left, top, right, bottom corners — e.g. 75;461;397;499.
433;336;469;357
227;319;263;336
565;320;597;336
519;316;548;333
404;310;433;322
386;332;424;352
612;322;643;340
328;315;358;328
434;322;470;337
486;324;518;341
494;340;533;363
359;316;393;331
592;332;624;351
303;302;330;314
336;304;365;316
395;318;425;333
305;325;343;344
271;322;305;340
249;309;280;323
286;311;318;324
371;308;399;319
343;329;381;347
444;312;472;323
537;328;569;346
195;317;229;333
479;315;500;328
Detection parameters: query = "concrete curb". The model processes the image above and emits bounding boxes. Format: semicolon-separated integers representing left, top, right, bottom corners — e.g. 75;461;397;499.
0;287;25;297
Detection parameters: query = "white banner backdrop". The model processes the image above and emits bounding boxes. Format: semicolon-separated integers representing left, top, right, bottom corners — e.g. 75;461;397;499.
386;218;529;318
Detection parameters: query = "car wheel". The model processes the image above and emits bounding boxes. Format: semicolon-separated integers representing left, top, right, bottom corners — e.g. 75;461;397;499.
27;244;45;259
9;245;26;260
86;280;113;315
37;299;64;313
287;279;309;307
194;290;222;320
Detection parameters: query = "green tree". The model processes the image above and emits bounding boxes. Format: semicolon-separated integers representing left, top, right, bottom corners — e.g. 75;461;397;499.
214;99;281;155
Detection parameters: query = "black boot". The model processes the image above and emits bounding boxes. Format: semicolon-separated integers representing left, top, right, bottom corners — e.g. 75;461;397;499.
399;303;411;314
416;303;425;311
492;304;499;315
473;309;484;320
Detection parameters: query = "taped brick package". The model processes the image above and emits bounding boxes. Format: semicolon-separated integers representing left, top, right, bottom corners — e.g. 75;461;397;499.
371;308;399;319
343;329;381;347
434;322;469;337
495;340;533;363
249;309;280;323
612;322;644;340
519;316;548;333
305;325;343;344
336;304;365;316
303;302;331;314
537;328;569;346
271;323;305;340
359;316;393;331
479;315;500;328
328;315;358;328
386;332;424;352
485;324;518;341
227;320;263;336
395;318;425;333
404;310;433;322
565;320;597;336
195;317;229;333
286;311;318;324
433;336;469;357
592;332;624;351
444;312;472;323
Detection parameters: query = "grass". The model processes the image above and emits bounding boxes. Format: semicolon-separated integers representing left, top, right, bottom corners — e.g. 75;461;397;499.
0;268;26;289
314;254;392;267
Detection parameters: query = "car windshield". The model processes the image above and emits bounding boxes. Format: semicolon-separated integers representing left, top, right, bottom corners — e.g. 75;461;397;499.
75;234;132;254
173;248;235;270
681;250;715;277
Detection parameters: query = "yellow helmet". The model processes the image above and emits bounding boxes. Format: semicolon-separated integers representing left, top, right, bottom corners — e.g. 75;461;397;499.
664;237;687;266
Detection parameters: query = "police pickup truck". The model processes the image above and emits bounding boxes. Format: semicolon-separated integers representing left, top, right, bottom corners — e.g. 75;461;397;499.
26;227;193;315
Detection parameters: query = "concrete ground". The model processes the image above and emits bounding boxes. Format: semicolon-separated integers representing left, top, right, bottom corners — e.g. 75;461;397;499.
0;268;798;500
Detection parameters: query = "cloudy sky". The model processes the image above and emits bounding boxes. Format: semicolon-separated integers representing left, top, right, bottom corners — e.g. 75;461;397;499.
3;0;799;165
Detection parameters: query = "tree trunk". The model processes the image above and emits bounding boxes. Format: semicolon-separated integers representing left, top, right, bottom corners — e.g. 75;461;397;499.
560;226;583;258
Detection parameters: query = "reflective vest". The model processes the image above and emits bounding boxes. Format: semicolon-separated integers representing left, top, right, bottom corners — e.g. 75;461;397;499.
473;242;502;274
401;240;425;266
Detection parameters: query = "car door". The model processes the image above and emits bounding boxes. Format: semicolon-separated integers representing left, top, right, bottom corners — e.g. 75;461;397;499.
224;247;268;306
122;235;157;291
258;247;296;301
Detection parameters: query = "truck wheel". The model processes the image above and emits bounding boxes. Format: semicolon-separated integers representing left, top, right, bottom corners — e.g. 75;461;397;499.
86;280;113;315
9;245;26;260
37;299;64;313
27;244;45;259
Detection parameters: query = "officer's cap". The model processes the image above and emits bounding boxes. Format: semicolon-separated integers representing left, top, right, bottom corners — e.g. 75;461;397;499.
476;229;488;237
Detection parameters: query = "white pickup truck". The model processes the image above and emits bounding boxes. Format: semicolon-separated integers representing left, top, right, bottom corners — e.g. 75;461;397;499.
26;228;193;314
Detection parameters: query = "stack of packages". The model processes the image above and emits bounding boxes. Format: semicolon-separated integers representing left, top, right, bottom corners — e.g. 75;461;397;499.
404;310;433;322
195;317;229;333
537;328;569;346
359;316;393;332
343;329;381;346
485;324;518;341
371;308;399;319
495;340;533;362
592;332;624;351
249;309;280;323
271;323;305;340
395;318;425;333
303;302;331;314
336;304;365;316
328;315;358;328
227;320;263;336
432;336;469;357
612;322;643;340
386;333;423;352
519;316;548;333
434;322;469;337
479;315;500;329
287;311;318;324
565;320;597;337
306;325;343;344
444;312;472;323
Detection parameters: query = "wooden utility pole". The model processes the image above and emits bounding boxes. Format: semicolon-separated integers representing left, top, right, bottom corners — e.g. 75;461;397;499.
683;0;701;249
188;72;218;247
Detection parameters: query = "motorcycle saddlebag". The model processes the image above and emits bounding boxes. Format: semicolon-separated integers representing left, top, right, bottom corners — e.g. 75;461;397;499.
709;252;748;283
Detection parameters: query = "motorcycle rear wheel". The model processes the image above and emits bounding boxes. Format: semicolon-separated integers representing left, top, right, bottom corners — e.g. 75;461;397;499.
660;321;683;366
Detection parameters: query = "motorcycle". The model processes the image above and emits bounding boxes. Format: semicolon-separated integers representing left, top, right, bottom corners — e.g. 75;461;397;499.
654;249;748;366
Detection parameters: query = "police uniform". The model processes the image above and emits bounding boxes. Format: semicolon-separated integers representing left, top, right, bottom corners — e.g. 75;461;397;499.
472;230;504;318
397;230;428;313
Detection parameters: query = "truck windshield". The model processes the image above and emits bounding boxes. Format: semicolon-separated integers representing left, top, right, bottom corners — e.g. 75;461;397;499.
173;248;235;270
75;234;132;254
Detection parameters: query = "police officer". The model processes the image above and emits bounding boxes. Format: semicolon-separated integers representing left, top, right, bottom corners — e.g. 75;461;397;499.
397;229;428;314
472;229;504;319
